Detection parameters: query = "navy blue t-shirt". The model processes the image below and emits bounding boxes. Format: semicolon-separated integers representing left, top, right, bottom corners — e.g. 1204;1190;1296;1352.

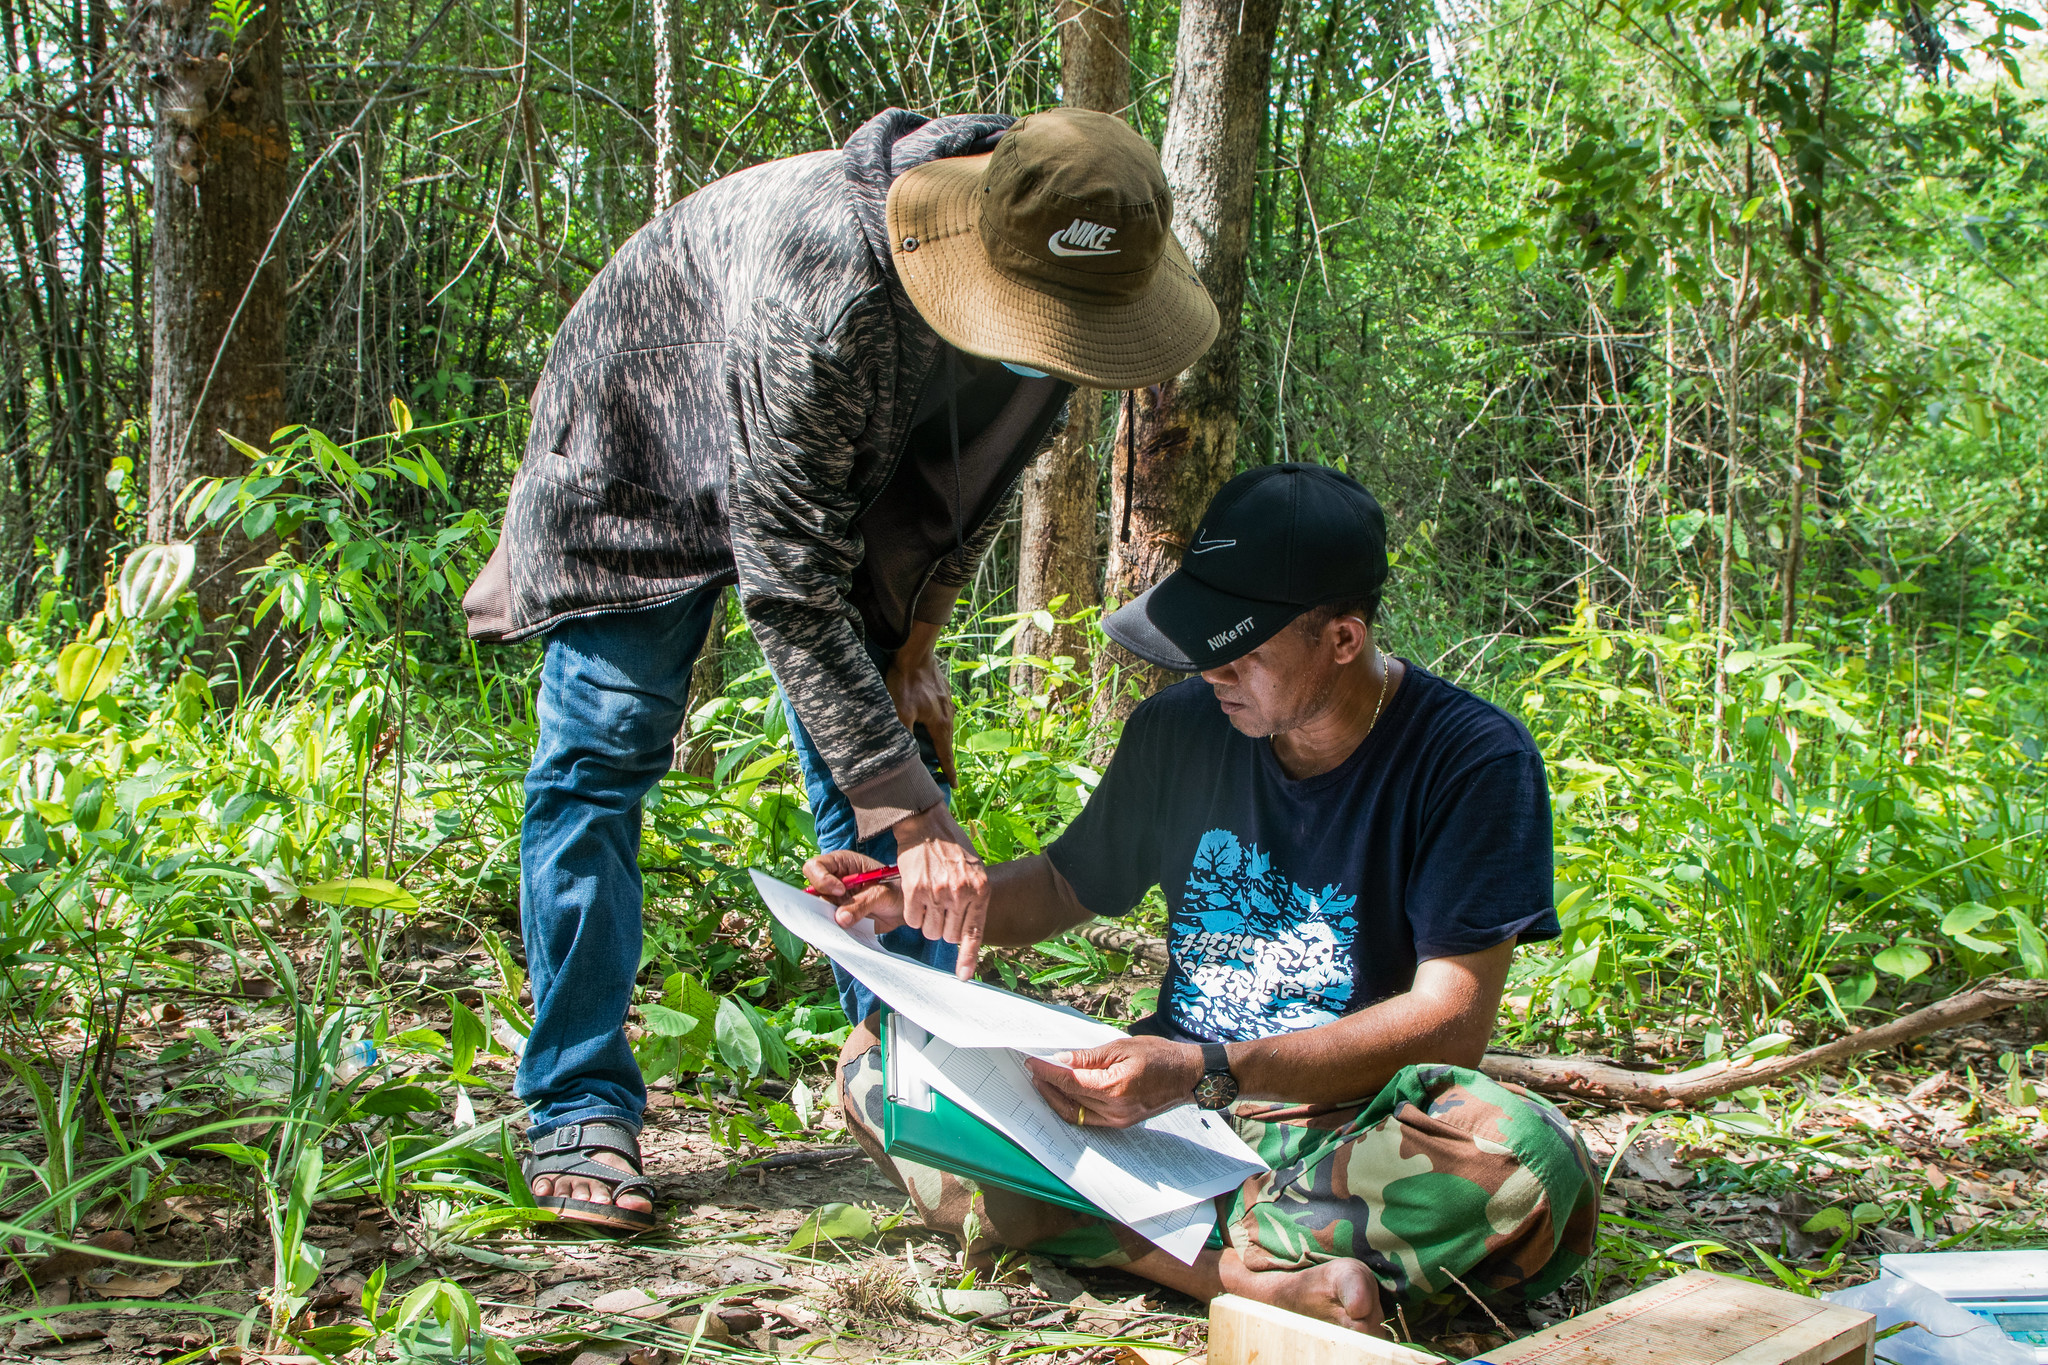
1046;664;1559;1044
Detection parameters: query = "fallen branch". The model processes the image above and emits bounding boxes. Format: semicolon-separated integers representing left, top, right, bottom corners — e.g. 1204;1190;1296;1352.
1480;978;2048;1108
743;1145;863;1171
1070;924;2048;1108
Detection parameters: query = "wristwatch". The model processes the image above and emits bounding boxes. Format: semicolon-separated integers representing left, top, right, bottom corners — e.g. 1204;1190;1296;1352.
1192;1042;1240;1110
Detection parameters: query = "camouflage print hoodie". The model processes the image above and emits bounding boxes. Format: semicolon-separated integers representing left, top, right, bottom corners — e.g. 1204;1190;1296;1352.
464;110;1073;839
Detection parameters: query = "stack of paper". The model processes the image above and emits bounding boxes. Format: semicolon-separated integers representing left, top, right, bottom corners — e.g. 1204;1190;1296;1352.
751;870;1266;1264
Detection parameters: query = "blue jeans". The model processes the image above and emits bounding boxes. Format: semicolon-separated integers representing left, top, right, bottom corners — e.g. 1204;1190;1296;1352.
517;594;950;1138
782;659;957;1026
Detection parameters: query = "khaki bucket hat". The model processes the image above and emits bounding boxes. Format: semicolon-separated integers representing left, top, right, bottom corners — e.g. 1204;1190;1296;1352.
885;108;1220;390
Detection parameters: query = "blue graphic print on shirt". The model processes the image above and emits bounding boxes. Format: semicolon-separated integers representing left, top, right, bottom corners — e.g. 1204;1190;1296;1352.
1169;829;1360;1042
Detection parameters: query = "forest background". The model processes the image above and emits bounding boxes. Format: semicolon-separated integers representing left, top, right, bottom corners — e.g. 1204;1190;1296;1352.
4;0;2048;1355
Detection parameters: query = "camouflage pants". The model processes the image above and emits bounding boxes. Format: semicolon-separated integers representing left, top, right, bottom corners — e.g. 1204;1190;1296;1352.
837;1025;1600;1306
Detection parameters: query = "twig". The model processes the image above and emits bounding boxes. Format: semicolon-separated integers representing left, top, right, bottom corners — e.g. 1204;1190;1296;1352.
1439;1266;1510;1337
962;1303;1053;1330
740;1145;863;1172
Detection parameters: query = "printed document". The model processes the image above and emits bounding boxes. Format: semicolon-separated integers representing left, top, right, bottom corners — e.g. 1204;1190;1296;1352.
891;1016;1253;1262
752;869;1124;1055
752;870;1267;1262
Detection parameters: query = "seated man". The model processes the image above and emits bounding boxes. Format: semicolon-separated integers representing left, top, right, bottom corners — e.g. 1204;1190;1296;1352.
806;464;1600;1337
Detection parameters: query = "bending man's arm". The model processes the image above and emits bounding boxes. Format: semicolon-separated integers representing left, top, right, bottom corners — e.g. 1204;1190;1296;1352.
806;851;1091;962
1023;941;1516;1125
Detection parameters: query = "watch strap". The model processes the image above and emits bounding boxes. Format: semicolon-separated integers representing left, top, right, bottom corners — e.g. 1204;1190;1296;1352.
1201;1041;1231;1078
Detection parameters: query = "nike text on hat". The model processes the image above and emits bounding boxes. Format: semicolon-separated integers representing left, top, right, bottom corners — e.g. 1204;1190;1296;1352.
885;108;1221;390
1103;464;1389;672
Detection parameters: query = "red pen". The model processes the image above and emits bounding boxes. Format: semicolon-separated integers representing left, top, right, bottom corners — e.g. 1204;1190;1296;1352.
807;864;900;897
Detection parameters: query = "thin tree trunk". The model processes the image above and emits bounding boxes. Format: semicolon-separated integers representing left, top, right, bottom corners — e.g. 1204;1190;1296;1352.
651;0;676;216
1781;0;1838;644
140;0;291;643
1711;203;1753;760
1093;0;1286;727
1781;348;1810;641
1014;0;1131;692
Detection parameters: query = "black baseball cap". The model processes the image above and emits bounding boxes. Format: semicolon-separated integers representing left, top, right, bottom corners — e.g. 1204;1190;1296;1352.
1102;464;1387;672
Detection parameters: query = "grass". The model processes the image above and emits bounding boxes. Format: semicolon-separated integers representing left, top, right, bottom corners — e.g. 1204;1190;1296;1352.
0;422;2043;1362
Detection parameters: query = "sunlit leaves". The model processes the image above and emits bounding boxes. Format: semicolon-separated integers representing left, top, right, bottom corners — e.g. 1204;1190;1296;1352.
1871;945;1931;981
299;877;419;910
54;641;128;704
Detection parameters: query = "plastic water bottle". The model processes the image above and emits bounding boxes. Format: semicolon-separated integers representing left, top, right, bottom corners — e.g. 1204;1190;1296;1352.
213;1038;378;1097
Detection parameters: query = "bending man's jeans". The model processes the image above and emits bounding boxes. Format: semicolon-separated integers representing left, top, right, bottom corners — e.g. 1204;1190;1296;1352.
516;593;950;1139
781;642;957;1027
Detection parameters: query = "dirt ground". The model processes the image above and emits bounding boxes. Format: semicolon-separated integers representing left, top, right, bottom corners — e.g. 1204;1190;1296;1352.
5;931;2045;1364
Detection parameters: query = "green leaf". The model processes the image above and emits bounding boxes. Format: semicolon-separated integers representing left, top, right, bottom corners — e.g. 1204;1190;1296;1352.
1512;237;1540;272
193;1142;270;1172
640;1003;701;1037
662;974;720;1057
784;1201;875;1250
450;1001;485;1077
355;1083;441;1117
1873;945;1931;981
300;877;419;910
1802;1207;1849;1234
714;997;765;1076
294;1325;372;1355
1942;903;2000;937
2010;910;2048;978
54;640;128;704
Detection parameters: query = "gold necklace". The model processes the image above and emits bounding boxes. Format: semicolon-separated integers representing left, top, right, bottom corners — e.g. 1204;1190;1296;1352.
1362;648;1389;740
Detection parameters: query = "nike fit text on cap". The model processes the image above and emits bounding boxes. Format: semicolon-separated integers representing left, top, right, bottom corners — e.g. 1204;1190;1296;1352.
885;108;1221;390
1103;463;1389;672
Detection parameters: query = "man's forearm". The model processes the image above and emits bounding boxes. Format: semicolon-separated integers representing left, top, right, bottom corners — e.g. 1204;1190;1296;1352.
979;856;1093;948
1223;942;1514;1106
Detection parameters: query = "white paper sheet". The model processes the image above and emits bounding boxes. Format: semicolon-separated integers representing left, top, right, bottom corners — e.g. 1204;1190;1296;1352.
756;866;1267;1259
752;869;1124;1054
900;1023;1262;1224
886;1017;1226;1263
1126;1200;1218;1264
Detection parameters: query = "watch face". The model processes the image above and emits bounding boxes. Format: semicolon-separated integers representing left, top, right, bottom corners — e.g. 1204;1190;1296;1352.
1193;1071;1239;1110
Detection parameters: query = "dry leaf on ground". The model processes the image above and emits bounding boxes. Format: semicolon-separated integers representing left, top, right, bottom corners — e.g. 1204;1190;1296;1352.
89;1270;183;1298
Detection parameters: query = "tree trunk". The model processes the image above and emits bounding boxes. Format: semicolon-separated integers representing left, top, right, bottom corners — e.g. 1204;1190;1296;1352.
1013;0;1131;692
1092;0;1284;725
140;0;290;636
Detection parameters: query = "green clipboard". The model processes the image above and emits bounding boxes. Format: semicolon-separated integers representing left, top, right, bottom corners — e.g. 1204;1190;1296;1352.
879;1009;1110;1218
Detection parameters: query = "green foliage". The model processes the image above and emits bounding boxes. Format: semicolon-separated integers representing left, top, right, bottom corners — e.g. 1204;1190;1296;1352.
1515;590;2048;1038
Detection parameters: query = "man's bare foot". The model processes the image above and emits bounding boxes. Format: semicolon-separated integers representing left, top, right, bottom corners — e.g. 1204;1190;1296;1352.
1128;1242;1387;1338
1228;1256;1386;1336
529;1149;655;1220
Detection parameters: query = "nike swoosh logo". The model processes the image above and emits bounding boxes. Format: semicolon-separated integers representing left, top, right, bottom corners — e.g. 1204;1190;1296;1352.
1047;238;1121;258
1190;533;1236;554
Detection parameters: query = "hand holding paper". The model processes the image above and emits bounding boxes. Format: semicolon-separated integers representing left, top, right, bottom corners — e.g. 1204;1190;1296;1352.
1026;1037;1207;1130
750;868;1267;1265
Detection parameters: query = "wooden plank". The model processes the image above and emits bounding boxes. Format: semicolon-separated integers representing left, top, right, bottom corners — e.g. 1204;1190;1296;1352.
1479;1272;1873;1365
1207;1294;1439;1365
1718;1303;1872;1365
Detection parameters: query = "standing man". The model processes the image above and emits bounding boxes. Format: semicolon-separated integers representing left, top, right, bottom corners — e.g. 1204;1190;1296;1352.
462;108;1217;1231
